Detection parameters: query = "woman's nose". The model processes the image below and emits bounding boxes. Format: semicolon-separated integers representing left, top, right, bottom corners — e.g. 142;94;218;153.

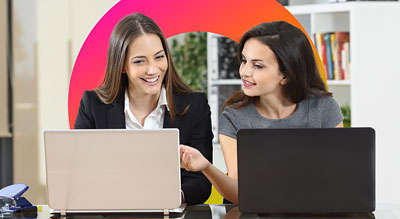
146;62;159;75
240;63;251;77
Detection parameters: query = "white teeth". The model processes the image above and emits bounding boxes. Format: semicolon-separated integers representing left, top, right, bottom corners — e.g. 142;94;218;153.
143;76;158;83
244;80;255;85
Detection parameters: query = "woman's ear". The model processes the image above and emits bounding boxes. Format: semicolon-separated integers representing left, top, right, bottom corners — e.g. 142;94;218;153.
280;74;287;85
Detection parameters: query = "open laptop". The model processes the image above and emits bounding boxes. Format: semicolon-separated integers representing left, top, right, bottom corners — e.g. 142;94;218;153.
44;129;185;215
237;128;375;215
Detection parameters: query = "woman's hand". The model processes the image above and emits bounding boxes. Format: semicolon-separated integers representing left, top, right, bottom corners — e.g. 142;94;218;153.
180;144;211;172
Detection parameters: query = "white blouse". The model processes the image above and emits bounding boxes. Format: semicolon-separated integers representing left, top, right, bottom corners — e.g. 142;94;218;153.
124;87;169;129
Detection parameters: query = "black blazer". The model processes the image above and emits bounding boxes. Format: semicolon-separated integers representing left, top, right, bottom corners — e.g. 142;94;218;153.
74;90;213;205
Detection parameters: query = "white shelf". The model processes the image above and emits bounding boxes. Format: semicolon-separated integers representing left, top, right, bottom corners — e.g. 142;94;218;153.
286;2;400;15
211;79;242;86
327;80;351;86
287;3;351;14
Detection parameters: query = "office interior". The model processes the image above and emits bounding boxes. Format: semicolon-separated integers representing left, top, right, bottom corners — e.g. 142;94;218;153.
1;0;400;206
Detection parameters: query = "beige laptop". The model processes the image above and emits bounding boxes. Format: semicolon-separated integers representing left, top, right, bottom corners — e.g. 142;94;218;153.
44;129;184;215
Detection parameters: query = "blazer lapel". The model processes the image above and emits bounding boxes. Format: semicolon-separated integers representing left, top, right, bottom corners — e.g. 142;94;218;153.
163;93;181;129
107;94;126;129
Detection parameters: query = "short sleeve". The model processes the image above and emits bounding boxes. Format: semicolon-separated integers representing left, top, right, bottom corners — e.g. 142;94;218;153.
321;96;344;128
218;107;238;139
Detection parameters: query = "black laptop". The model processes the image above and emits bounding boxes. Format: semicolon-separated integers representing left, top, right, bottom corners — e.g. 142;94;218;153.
237;128;375;215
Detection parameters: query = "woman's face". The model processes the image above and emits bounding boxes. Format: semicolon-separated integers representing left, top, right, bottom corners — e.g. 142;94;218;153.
239;38;286;98
124;33;168;97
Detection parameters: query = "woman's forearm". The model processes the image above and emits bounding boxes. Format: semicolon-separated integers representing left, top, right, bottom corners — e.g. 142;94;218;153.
201;163;238;204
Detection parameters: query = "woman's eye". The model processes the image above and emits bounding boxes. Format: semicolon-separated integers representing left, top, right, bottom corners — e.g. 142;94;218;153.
133;60;144;64
155;55;165;59
254;64;264;69
241;58;247;63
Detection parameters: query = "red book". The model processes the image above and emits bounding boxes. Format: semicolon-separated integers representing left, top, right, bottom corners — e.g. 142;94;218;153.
320;34;328;80
335;32;350;80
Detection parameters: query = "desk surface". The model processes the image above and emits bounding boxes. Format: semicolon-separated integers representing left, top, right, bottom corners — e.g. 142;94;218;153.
10;204;400;219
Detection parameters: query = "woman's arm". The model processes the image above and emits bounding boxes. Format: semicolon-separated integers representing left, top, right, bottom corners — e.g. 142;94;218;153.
180;133;239;204
179;93;213;205
219;134;238;180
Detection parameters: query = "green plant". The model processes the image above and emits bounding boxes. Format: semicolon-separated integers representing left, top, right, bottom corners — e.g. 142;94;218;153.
170;32;207;94
340;104;351;127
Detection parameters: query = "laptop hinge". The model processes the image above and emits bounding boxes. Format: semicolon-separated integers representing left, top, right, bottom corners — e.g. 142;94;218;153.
60;210;67;216
163;209;169;216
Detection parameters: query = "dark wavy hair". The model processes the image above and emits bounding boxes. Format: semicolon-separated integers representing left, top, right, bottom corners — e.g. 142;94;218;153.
224;21;331;110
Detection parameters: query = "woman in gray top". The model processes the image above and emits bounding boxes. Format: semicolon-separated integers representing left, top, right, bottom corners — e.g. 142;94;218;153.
180;21;343;204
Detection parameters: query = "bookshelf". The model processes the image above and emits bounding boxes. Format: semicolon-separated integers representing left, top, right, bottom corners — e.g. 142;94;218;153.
287;5;351;108
286;1;400;118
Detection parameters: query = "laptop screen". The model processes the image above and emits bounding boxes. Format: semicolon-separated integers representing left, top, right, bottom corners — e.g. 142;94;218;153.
44;129;181;211
237;128;375;214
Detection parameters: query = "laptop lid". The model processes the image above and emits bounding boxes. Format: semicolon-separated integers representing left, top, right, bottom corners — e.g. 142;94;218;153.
237;128;375;214
44;129;181;211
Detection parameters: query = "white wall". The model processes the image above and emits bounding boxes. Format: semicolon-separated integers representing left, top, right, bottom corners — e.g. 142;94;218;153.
36;0;71;186
350;4;400;204
13;0;118;204
13;0;41;203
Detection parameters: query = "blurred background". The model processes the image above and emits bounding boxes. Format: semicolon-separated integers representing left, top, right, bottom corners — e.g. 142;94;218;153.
1;0;399;205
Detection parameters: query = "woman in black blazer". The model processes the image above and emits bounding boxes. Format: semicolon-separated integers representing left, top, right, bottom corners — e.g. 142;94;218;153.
74;13;213;205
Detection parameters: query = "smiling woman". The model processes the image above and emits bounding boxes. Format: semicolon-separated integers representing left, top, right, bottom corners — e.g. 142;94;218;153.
74;13;213;205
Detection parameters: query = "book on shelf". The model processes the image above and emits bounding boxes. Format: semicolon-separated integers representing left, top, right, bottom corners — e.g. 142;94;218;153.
330;33;340;80
314;33;329;80
315;32;350;81
323;33;334;80
336;32;350;80
344;42;350;80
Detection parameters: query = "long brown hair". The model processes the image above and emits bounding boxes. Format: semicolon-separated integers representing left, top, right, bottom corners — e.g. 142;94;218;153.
95;13;192;121
224;21;331;110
